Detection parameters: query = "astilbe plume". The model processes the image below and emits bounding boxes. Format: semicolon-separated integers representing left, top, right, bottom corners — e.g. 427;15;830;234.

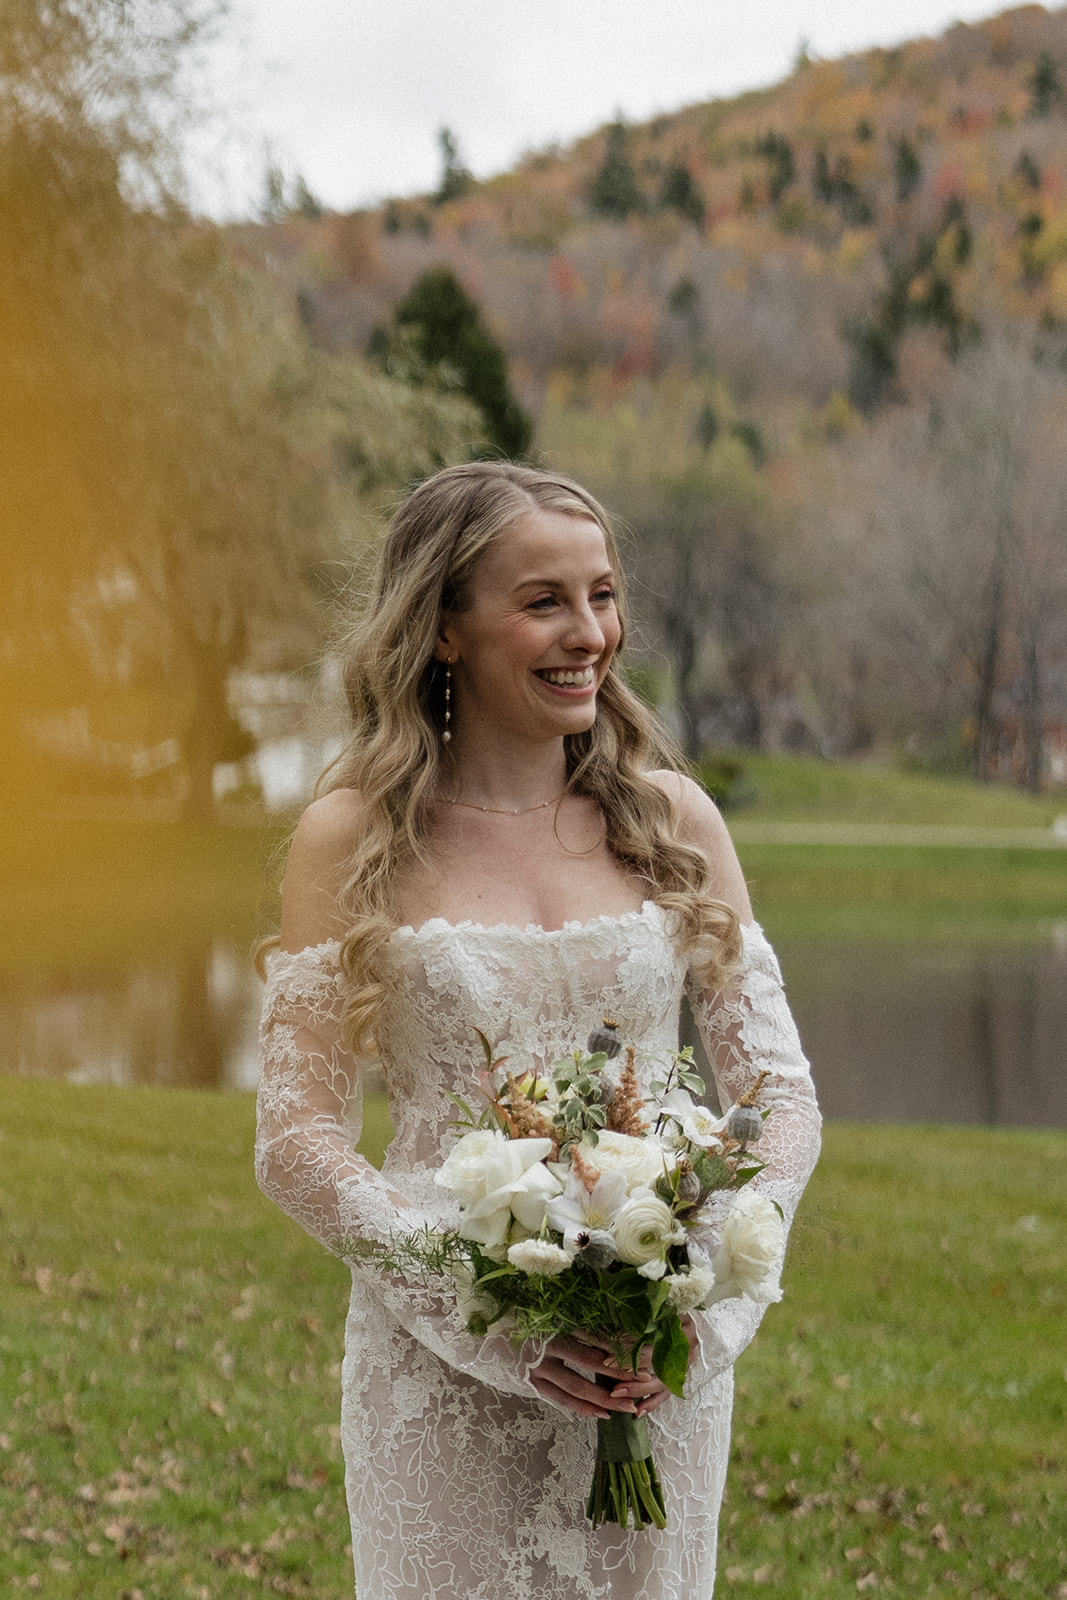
605;1047;646;1136
569;1143;601;1194
505;1073;559;1156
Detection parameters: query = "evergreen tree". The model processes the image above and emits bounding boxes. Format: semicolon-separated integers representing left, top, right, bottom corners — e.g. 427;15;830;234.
1028;52;1064;118
588;121;644;219
755;132;796;203
386;267;532;458
894;136;922;202
1015;150;1042;190
434;126;472;205
658;163;704;224
812;148;834;203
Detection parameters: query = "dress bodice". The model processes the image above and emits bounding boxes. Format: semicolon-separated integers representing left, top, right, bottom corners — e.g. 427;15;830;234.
378;901;685;1190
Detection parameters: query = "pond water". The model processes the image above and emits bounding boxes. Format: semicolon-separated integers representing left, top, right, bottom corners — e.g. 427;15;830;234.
2;934;1065;1128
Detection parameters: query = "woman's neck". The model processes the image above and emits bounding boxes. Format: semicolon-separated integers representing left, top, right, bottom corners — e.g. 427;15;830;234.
439;731;568;814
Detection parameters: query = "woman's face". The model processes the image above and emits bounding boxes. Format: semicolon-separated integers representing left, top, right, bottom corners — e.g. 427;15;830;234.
437;507;622;746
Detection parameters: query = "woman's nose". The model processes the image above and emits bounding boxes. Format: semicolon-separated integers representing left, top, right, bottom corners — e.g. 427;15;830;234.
563;603;607;653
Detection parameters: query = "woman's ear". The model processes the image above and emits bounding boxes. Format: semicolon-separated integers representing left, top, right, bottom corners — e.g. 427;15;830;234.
433;620;457;663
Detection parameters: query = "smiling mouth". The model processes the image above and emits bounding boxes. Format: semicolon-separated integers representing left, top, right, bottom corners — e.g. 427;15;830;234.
535;667;597;688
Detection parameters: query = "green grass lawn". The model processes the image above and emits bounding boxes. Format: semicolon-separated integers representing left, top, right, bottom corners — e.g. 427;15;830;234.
712;752;1067;829
1;1080;1064;1599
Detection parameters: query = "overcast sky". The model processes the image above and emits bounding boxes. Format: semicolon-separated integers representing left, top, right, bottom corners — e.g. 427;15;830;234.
191;0;1020;217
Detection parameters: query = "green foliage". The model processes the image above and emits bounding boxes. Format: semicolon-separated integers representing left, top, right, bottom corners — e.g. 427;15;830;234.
1028;50;1065;118
667;274;700;317
893;135;922;202
1015;148;1042;189
384;266;533;457
697;753;759;811
658;162;704;224
755;131;796;203
694;399;719;450
434;126;473;205
588;120;645;220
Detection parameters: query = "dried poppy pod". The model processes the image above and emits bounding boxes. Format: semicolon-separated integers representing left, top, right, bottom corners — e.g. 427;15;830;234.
676;1163;701;1204
586;1019;622;1059
726;1104;763;1147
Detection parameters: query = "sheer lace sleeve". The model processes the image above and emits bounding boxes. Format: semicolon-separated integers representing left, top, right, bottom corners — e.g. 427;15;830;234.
255;942;545;1401
684;921;821;1381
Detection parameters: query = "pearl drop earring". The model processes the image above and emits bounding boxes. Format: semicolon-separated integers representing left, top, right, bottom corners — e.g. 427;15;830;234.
442;660;452;743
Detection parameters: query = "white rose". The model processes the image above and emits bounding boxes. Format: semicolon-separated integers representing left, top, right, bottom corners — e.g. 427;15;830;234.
506;1239;571;1276
612;1194;684;1267
707;1190;785;1304
665;1266;716;1313
588;1131;670;1193
436;1131;561;1253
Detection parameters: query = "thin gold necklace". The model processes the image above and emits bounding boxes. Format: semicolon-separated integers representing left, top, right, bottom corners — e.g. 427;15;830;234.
446;788;567;817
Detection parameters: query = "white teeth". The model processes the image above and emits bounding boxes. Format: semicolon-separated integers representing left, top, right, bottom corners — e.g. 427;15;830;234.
540;668;595;687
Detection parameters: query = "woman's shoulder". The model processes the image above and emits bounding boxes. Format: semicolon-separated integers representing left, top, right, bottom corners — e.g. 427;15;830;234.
645;768;725;837
280;789;365;951
645;768;752;921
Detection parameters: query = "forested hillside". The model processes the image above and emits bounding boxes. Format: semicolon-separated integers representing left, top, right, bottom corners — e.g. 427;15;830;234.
244;4;1067;788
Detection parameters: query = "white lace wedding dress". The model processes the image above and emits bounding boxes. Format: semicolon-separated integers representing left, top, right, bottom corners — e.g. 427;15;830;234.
256;903;821;1600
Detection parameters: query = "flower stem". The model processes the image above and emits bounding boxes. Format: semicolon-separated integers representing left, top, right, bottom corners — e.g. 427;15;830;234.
586;1413;667;1531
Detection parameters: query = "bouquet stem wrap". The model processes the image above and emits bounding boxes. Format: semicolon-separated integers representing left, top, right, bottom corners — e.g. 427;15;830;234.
586;1385;667;1531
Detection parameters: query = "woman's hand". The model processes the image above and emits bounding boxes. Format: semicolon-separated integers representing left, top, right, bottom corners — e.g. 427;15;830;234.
529;1317;699;1419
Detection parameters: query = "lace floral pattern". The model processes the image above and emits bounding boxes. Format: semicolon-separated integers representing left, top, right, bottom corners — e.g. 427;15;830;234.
256;910;821;1600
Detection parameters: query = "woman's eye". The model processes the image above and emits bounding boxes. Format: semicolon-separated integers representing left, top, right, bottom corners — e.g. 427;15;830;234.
592;588;617;605
527;596;557;611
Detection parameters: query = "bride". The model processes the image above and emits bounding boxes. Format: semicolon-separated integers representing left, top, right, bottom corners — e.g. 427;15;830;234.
255;461;821;1599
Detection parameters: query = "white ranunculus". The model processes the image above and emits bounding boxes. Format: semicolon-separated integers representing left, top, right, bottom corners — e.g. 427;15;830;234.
436;1130;561;1253
588;1131;670;1193
612;1194;684;1267
707;1190;785;1304
665;1266;716;1313
506;1239;571;1276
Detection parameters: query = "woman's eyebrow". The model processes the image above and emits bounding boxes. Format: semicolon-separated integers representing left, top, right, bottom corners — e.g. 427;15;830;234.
509;569;615;594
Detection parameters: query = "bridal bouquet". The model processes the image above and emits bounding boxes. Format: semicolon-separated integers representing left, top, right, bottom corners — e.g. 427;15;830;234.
341;1025;784;1532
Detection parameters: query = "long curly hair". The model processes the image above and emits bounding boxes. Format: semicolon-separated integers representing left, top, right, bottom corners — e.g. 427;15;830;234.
320;461;740;1053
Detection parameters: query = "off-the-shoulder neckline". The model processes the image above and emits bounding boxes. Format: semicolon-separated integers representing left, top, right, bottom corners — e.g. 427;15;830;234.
270;907;764;962
393;899;663;941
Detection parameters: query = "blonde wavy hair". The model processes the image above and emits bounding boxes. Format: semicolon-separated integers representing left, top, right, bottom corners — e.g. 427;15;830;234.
319;461;740;1054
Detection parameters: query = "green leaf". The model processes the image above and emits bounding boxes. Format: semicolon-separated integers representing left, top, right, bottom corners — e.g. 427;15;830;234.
651;1313;690;1397
679;1071;706;1095
647;1280;670;1317
445;1090;477;1123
